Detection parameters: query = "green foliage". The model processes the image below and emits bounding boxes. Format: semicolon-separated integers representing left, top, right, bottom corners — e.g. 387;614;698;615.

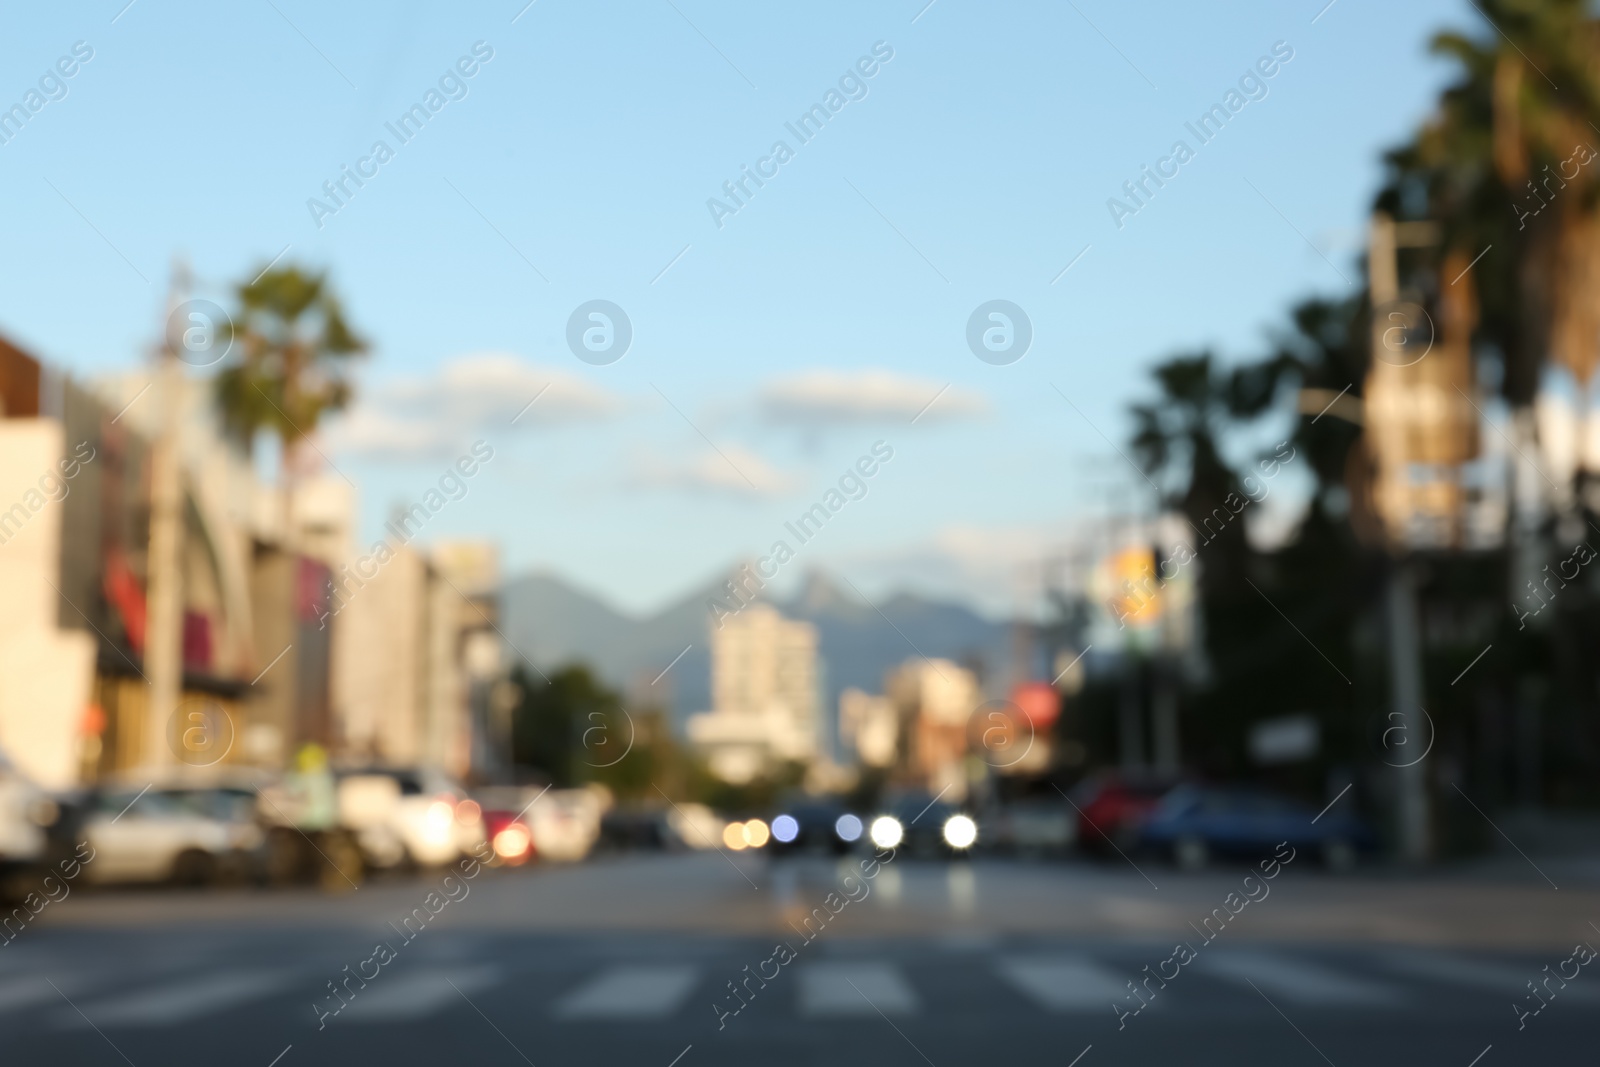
680;759;807;814
508;662;615;788
214;266;368;455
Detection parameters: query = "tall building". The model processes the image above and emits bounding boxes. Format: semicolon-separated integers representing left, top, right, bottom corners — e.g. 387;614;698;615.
839;687;897;768
0;335;493;787
885;657;980;801
330;540;483;779
687;604;819;784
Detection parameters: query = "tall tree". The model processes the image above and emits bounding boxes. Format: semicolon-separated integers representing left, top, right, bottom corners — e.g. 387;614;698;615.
1394;0;1600;409
214;267;367;474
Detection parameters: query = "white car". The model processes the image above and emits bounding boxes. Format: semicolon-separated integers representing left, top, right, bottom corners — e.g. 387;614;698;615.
82;785;265;886
337;768;486;869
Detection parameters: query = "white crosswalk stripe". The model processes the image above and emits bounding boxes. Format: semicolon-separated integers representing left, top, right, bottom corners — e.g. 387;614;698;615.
332;964;500;1023
555;965;700;1019
1201;950;1402;1006
61;969;293;1028
0;976;70;1015
798;962;918;1017
996;955;1129;1012
1380;950;1600;1002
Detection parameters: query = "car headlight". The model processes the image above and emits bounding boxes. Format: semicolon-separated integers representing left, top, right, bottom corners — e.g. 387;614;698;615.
869;815;904;850
744;819;770;848
834;814;862;842
722;821;749;850
424;800;455;841
493;824;531;859
942;814;977;850
771;814;799;843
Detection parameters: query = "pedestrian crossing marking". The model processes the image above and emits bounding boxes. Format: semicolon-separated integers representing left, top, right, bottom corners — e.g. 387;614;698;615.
0;977;67;1015
62;970;293;1027
337;965;500;1023
799;962;918;1017
1380;950;1600;1002
996;956;1129;1011
1202;950;1401;1006
555;965;700;1019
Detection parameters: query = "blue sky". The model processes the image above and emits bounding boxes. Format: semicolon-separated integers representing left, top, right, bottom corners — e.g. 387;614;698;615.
2;0;1467;615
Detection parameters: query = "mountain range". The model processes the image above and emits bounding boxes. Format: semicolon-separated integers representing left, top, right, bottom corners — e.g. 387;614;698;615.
499;567;1017;743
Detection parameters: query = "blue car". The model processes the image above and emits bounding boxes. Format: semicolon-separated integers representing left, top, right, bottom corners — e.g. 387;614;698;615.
1138;784;1373;871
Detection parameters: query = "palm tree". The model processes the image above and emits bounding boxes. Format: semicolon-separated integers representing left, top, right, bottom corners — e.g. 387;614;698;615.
1395;0;1600;410
214;266;367;523
1129;352;1290;559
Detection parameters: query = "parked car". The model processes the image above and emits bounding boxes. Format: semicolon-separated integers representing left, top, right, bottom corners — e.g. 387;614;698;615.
663;801;724;851
474;786;542;865
80;782;267;886
0;749;57;900
1138;784;1374;870
989;800;1075;856
598;807;673;851
336;767;487;870
768;799;861;857
525;787;604;862
1069;772;1179;854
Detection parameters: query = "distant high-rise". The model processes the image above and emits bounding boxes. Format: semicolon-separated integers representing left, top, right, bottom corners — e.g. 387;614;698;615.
687;604;819;783
885;657;980;800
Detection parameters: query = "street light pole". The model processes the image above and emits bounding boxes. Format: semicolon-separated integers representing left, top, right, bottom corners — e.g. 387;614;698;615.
1367;212;1433;864
143;265;187;772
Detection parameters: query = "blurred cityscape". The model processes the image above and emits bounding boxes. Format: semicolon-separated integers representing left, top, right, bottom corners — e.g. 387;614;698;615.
4;1;1600;1064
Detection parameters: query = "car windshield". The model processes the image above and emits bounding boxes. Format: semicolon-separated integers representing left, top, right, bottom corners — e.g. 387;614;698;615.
98;790;183;820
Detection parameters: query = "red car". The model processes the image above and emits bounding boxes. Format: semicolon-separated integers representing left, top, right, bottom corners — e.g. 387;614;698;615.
481;808;534;866
1069;773;1179;854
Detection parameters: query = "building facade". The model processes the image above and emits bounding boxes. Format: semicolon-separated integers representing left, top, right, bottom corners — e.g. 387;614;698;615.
688;604;819;783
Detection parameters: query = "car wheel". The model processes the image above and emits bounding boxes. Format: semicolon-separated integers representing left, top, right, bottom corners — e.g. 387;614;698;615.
171;849;216;887
1322;838;1356;873
1173;836;1209;871
317;831;365;893
214;849;253;887
266;827;306;885
0;866;35;905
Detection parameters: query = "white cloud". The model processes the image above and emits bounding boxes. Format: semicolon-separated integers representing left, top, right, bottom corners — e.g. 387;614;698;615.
627;444;793;498
758;369;988;425
330;351;622;460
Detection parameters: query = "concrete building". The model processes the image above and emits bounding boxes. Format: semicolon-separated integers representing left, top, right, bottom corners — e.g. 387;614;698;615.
687;604;819;784
0;336;495;788
333;538;495;780
839;687;897;769
885;657;980;801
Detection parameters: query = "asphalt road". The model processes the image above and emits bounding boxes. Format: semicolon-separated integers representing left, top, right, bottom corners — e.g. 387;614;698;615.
7;852;1599;1066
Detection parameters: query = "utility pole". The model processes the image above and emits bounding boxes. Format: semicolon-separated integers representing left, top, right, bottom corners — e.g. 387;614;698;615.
1367;212;1434;864
143;265;188;772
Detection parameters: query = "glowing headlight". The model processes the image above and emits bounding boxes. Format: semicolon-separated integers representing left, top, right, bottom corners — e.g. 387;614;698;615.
771;814;799;843
744;818;770;847
942;814;977;850
869;815;904;850
722;822;749;851
493;824;531;859
424;800;455;840
834;813;862;842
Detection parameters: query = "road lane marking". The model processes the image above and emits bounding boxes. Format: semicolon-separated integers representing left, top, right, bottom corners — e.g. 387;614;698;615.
61;970;293;1027
1203;951;1401;1006
338;965;500;1022
799;963;917;1017
555;965;700;1019
996;956;1127;1012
